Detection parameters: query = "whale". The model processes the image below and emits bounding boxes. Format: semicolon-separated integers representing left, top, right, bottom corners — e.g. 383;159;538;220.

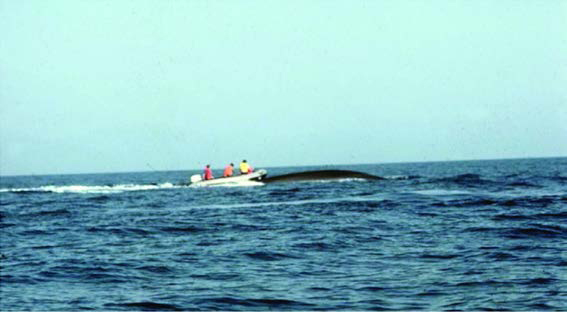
262;170;383;183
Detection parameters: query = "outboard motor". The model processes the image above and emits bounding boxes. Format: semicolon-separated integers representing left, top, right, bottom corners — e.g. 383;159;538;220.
190;174;203;183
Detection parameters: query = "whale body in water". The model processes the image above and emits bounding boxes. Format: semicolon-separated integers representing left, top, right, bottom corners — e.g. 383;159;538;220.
262;170;383;183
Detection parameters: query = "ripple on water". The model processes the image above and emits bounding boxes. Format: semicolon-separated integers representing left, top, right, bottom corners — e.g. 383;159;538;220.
2;158;566;311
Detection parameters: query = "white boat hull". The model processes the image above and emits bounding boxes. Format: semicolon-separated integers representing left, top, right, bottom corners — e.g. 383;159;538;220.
190;169;267;186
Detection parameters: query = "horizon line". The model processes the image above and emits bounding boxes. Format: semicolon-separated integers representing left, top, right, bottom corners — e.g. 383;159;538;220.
1;155;565;178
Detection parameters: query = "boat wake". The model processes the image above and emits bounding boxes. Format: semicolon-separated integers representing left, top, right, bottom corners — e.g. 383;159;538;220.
0;183;182;194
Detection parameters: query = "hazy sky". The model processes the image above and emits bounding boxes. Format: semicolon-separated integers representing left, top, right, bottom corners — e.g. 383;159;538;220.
1;0;566;175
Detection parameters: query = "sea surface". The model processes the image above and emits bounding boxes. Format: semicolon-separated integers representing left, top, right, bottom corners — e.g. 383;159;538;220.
1;158;566;311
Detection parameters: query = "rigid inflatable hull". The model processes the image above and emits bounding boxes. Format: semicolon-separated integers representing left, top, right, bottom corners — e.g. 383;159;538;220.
191;169;267;186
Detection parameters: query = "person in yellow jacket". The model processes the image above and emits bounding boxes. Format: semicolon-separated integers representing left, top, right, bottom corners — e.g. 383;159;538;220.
239;160;250;174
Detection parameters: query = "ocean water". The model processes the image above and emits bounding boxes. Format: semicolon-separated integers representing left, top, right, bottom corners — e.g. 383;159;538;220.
1;158;566;311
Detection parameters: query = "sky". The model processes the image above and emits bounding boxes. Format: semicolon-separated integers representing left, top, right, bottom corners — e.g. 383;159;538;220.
1;0;566;176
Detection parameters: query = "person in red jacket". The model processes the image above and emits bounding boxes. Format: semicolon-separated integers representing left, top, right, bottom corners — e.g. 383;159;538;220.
203;164;214;180
223;163;234;177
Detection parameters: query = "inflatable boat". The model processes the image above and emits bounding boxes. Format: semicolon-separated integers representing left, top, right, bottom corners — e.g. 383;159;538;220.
190;169;267;186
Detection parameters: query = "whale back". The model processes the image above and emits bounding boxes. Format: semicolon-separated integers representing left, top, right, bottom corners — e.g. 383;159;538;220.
263;170;382;183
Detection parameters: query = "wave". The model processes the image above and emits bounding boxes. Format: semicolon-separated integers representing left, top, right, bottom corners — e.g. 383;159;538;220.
86;227;154;236
193;297;315;309
507;226;565;238
160;226;207;233
534;212;567;219
491;210;567;222
491;214;533;221
105;302;182;311
506;181;540;187
485;252;517;261
419;254;460;260
293;242;335;251
136;265;174;274
0;183;181;194
182;196;388;211
547;175;567;182
466;224;566;239
413;189;472;196
383;175;421;180
435;173;490;184
425;193;565;209
244;251;299;261
498;196;559;208
27;209;72;218
429;172;566;189
268;188;302;196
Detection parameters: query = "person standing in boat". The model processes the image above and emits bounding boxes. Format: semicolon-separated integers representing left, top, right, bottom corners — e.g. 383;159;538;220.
223;163;234;177
203;164;214;180
239;160;250;174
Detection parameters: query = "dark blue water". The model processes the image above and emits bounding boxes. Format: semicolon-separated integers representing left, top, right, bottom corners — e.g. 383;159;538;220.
1;158;566;310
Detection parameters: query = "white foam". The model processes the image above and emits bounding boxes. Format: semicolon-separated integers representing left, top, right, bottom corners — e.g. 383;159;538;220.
413;189;472;196
184;195;383;210
384;175;410;180
0;183;181;194
495;189;567;198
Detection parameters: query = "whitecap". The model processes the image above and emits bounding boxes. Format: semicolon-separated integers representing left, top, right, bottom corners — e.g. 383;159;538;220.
0;182;182;194
413;189;472;196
